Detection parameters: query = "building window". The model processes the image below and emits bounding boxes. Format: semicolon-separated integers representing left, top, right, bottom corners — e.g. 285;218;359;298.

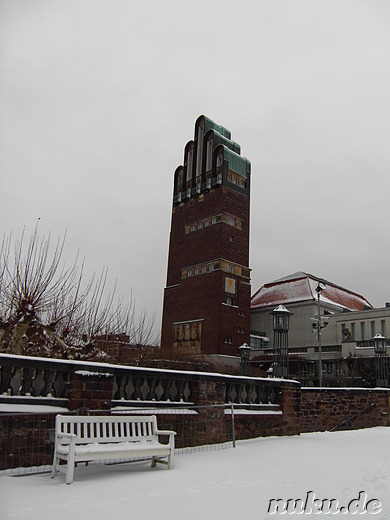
187;269;192;277
186;147;193;185
201;265;207;274
194;267;200;275
381;320;386;337
206;138;213;172
226;296;233;306
211;216;217;225
351;323;355;340
190;224;196;232
371;321;376;337
197;222;202;230
205;220;210;227
209;263;214;272
360;322;365;341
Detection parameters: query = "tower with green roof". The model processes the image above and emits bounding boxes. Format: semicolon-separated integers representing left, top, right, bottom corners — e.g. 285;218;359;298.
161;115;251;356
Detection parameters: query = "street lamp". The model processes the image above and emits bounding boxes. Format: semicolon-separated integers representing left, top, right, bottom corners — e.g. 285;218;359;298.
238;343;251;376
271;305;292;378
312;281;327;387
372;333;389;387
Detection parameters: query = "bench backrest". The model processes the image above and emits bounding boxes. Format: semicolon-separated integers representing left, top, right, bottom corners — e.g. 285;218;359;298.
55;415;159;445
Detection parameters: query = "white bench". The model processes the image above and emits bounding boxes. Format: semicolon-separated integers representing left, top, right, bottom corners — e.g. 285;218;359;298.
51;414;176;484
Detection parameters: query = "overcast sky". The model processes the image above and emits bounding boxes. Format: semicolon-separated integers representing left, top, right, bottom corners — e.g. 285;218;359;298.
1;0;390;339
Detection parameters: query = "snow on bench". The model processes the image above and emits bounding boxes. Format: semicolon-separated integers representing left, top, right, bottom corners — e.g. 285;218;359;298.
51;414;176;484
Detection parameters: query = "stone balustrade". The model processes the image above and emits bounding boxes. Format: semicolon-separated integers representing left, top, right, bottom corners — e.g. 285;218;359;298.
0;353;289;412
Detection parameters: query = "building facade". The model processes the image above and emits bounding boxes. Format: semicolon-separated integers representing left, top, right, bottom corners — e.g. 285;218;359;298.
161;115;251;355
250;272;390;386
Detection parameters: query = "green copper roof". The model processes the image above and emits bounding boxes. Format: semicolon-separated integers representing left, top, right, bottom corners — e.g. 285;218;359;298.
207;129;241;155
201;115;231;140
221;146;251;178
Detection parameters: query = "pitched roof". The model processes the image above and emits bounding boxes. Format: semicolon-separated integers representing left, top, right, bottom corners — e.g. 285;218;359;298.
251;272;372;312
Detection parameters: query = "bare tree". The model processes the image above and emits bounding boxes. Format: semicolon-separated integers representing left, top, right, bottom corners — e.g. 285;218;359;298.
0;226;157;361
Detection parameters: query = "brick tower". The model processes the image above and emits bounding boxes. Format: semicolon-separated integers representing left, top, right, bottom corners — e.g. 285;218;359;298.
161;115;251;356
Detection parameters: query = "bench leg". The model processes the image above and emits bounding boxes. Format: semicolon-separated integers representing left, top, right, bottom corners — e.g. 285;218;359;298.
168;451;174;470
65;460;75;485
51;452;59;478
66;443;76;484
151;457;157;468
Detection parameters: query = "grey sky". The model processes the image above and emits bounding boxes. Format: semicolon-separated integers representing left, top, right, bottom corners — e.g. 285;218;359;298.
1;0;390;339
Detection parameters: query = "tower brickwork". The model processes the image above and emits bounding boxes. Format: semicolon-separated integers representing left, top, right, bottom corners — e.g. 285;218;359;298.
161;115;251;356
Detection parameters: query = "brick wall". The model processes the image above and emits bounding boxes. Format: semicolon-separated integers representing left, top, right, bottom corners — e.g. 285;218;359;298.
301;388;390;432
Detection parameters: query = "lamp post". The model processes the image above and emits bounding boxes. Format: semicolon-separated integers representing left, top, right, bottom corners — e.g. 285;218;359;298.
238;343;251;376
372;333;389;387
271;305;292;378
312;282;327;387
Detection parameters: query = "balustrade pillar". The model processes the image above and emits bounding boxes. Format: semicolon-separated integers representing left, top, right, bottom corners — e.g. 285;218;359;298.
66;371;113;414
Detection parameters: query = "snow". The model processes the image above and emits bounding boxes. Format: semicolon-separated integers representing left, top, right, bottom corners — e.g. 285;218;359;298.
0;403;68;413
1;427;389;519
74;370;112;377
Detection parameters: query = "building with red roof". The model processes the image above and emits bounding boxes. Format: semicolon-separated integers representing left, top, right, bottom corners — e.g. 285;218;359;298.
251;272;390;386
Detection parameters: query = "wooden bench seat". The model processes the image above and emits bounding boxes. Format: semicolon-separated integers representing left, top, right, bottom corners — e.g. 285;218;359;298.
51;414;176;484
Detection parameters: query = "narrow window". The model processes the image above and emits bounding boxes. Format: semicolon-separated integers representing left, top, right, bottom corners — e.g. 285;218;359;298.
206;138;213;172
351;323;355;340
371;321;376;337
196;122;204;179
216;152;223;168
360;322;365;341
381;319;386;336
186;147;193;185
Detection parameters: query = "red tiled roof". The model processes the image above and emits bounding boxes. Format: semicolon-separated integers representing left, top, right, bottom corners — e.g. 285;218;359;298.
251;272;372;312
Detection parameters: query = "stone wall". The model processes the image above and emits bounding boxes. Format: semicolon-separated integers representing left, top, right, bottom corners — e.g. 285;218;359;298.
232;381;301;439
301;388;390;433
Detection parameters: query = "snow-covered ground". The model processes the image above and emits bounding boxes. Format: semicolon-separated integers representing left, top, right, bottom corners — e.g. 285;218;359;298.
1;427;389;519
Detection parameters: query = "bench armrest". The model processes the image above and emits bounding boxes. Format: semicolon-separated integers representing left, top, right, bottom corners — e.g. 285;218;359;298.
156;430;177;436
156;429;176;450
